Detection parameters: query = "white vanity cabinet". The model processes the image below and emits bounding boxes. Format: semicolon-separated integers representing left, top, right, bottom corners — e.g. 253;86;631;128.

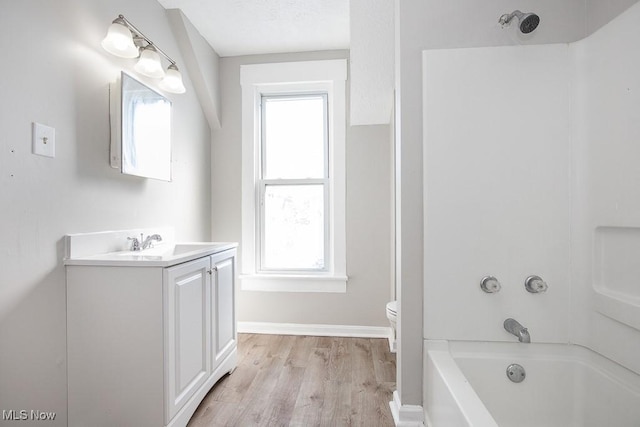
210;250;236;366
164;257;210;422
66;246;237;427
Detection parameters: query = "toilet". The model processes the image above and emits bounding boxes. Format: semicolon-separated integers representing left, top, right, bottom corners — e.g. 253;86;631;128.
386;300;397;353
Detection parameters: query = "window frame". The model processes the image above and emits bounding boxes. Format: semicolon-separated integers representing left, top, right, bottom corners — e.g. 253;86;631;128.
240;60;347;293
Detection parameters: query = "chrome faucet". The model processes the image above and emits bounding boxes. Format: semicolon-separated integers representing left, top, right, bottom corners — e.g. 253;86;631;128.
504;318;531;343
141;234;162;250
127;233;162;251
127;235;141;251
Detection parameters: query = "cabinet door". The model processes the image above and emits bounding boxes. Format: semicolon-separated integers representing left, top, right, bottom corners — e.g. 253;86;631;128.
164;257;211;423
211;250;236;366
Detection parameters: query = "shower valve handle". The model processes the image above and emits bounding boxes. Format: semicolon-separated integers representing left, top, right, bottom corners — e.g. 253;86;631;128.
480;276;501;293
525;275;548;293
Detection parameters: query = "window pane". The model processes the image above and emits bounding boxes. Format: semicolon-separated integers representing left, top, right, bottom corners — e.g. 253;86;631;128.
263;96;326;179
263;184;325;270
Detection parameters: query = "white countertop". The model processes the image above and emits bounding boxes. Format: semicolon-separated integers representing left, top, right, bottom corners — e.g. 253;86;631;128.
64;242;238;267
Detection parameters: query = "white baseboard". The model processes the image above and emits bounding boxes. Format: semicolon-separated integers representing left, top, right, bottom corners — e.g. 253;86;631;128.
389;390;425;427
238;321;393;339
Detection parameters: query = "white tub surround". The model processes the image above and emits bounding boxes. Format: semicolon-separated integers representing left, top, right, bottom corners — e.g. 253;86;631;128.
571;0;640;376
422;43;572;345
424;341;640;427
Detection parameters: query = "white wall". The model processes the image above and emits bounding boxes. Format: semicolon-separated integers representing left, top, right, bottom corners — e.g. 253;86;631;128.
422;45;572;343
0;0;213;424
349;0;394;125
571;2;640;375
211;51;394;328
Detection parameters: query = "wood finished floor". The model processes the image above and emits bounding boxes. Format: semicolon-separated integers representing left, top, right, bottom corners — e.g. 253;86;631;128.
188;333;396;427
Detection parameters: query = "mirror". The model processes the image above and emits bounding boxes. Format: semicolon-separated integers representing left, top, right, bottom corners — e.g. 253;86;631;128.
110;72;172;181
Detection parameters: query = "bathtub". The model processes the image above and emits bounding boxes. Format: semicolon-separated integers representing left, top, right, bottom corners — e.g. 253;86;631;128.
424;340;640;427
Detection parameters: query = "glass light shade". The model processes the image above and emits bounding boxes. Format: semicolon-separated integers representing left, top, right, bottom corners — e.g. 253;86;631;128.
101;22;139;58
159;64;186;94
134;46;165;79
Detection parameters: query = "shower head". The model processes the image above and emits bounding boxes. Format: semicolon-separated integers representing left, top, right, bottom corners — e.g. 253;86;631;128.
499;10;540;34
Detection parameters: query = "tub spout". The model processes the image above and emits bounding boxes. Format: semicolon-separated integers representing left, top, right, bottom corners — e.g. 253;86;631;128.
504;318;531;343
518;328;531;343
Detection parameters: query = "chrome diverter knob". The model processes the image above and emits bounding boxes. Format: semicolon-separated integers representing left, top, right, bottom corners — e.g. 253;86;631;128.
480;276;501;293
525;275;548;293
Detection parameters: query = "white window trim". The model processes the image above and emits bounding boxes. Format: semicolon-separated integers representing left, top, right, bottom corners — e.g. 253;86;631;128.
240;59;347;293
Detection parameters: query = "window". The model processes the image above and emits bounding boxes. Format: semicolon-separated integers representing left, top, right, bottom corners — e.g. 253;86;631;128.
240;60;347;292
260;94;329;272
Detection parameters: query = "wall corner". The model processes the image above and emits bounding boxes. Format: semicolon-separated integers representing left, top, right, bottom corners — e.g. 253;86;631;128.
166;8;222;130
390;390;426;427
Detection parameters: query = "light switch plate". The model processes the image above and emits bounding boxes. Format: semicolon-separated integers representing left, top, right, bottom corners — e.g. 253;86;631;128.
32;122;55;158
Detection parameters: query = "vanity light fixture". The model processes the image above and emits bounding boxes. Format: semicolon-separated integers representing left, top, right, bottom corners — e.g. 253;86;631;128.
102;14;186;94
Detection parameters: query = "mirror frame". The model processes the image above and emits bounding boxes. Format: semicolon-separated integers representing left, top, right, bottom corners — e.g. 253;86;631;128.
109;72;172;181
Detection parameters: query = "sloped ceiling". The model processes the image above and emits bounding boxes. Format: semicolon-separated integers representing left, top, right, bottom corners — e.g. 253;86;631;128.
158;0;394;125
157;0;350;57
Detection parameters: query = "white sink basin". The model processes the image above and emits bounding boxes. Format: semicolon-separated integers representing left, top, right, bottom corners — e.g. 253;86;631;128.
118;243;224;257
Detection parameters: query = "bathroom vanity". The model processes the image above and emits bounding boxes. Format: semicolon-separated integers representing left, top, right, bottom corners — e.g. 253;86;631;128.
64;230;237;427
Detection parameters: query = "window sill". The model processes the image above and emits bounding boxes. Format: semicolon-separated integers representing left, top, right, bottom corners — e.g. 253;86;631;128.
239;274;348;293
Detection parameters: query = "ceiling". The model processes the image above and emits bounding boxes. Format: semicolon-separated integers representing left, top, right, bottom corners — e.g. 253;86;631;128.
157;0;350;57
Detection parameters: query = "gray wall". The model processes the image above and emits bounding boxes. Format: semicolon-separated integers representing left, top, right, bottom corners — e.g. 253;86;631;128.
211;51;394;327
415;0;640;50
0;0;212;424
586;0;640;34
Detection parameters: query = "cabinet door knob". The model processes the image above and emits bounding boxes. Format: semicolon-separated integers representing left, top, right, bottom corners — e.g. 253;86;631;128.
207;266;218;275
